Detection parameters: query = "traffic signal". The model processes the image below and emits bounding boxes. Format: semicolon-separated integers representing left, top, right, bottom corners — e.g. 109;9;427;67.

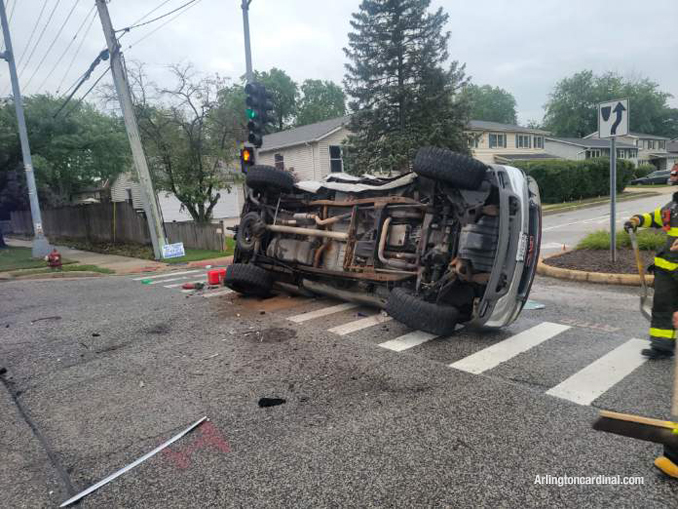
244;81;272;148
240;146;255;173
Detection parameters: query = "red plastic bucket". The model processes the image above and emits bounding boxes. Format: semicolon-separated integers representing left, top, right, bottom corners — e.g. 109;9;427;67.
207;268;227;286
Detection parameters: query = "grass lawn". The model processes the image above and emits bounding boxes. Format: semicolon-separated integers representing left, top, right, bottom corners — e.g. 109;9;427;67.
627;184;673;189
8;264;115;277
50;236;235;263
577;229;666;251
0;246;74;272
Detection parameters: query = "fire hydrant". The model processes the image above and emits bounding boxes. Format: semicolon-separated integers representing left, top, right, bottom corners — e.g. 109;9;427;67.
45;248;62;270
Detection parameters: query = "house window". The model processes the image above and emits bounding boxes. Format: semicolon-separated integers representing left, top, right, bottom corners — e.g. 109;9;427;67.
659;140;665;150
586;149;602;159
516;134;531;149
126;188;133;203
274;153;284;170
329;145;343;173
533;136;544;149
489;133;506;149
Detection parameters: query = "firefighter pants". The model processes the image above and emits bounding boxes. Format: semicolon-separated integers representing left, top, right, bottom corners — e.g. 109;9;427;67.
649;267;678;353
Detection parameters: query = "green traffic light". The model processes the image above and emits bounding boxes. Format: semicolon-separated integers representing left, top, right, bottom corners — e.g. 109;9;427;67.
246;108;257;119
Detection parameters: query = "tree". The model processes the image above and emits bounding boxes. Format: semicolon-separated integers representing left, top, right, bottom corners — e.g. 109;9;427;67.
0;94;129;209
343;0;471;175
543;70;675;137
463;84;517;124
124;64;239;223
296;80;346;126
254;68;298;132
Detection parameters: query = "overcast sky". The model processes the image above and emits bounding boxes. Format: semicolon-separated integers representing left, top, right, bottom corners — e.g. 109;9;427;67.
1;0;677;124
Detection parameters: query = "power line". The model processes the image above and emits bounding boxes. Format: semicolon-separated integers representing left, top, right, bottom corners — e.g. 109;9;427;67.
14;0;49;71
56;7;97;94
17;0;62;79
63;65;110;118
54;48;109;117
130;0;174;26
35;3;96;94
116;0;198;34
24;0;83;93
127;0;203;50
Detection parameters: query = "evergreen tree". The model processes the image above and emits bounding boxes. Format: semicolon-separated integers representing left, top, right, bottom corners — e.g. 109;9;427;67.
343;0;471;174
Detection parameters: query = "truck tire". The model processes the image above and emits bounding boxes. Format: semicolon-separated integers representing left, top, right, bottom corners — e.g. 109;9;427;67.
246;165;295;193
413;147;487;190
385;287;459;336
224;263;272;297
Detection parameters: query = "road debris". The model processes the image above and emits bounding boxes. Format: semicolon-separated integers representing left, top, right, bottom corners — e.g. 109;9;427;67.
30;316;62;324
59;416;208;508
524;300;545;310
258;397;286;408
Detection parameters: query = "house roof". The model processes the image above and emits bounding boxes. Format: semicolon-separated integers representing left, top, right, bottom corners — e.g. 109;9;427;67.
495;153;560;162
467;120;550;136
584;131;670;140
260;115;351;152
546;137;637;149
666;141;678;153
260;116;550;152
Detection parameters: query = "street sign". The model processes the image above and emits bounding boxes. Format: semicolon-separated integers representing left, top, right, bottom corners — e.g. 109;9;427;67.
598;99;628;138
162;242;185;259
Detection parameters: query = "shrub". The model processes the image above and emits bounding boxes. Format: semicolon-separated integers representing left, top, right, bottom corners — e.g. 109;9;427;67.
576;229;666;251
632;163;656;180
513;158;634;203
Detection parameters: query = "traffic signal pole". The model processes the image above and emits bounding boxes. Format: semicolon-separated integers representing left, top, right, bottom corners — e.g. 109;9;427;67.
240;0;258;161
0;0;51;257
95;0;167;260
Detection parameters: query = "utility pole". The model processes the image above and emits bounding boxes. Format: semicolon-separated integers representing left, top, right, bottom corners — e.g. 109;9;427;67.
610;136;617;263
0;0;51;257
95;0;166;260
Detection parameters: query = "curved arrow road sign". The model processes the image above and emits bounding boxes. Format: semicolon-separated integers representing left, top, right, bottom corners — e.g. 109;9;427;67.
598;99;629;138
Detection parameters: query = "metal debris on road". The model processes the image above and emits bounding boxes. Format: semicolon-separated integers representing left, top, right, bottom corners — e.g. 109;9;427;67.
59;416;208;508
523;300;545;310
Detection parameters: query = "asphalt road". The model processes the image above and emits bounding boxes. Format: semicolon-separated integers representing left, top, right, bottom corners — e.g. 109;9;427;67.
1;271;677;508
542;190;676;256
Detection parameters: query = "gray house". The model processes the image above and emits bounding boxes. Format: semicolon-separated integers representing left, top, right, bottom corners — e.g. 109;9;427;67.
545;137;639;165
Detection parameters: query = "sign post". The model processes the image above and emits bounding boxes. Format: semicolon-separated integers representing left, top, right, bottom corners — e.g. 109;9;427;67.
598;98;629;263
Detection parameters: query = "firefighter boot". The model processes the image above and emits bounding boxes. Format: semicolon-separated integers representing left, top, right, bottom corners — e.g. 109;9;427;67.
655;446;678;479
642;338;675;360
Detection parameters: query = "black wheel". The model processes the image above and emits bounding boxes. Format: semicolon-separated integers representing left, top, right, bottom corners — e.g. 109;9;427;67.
225;263;272;297
413;147;487;190
246;165;295;193
236;212;265;253
385;287;459;336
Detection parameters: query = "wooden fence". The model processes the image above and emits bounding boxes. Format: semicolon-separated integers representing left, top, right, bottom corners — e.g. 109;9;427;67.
10;202;230;251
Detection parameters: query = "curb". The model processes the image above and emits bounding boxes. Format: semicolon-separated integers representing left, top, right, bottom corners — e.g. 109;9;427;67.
0;271;107;281
537;251;654;287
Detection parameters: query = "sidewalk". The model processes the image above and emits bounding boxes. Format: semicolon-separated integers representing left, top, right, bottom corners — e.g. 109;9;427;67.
7;238;167;275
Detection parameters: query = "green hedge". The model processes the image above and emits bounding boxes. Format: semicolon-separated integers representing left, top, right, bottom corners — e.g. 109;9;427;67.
512;158;634;204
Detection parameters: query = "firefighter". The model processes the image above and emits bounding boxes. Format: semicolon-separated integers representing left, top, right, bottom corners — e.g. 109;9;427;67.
625;164;678;359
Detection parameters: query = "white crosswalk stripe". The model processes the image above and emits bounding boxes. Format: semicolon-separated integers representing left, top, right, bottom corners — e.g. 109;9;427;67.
288;302;359;323
164;278;207;288
380;331;438;352
545;338;648;405
450;322;571;374
132;270;200;281
328;314;392;336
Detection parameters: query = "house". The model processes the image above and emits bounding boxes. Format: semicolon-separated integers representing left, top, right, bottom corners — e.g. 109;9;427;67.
110;171;243;223
466;120;557;165
257;115;351;181
257;116;558;180
545;137;639;165
584;131;671;169
71;181;110;204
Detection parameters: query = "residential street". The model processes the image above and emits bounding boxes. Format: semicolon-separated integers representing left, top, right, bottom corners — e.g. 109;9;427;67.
2;270;677;507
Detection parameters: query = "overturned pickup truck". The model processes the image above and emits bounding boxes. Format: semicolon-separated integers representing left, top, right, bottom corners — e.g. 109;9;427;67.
226;147;541;336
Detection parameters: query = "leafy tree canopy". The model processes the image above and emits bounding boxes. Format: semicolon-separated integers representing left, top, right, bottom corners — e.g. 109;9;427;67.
343;0;471;174
0;94;129;215
296;79;346;126
463;84;517;124
543;70;676;138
